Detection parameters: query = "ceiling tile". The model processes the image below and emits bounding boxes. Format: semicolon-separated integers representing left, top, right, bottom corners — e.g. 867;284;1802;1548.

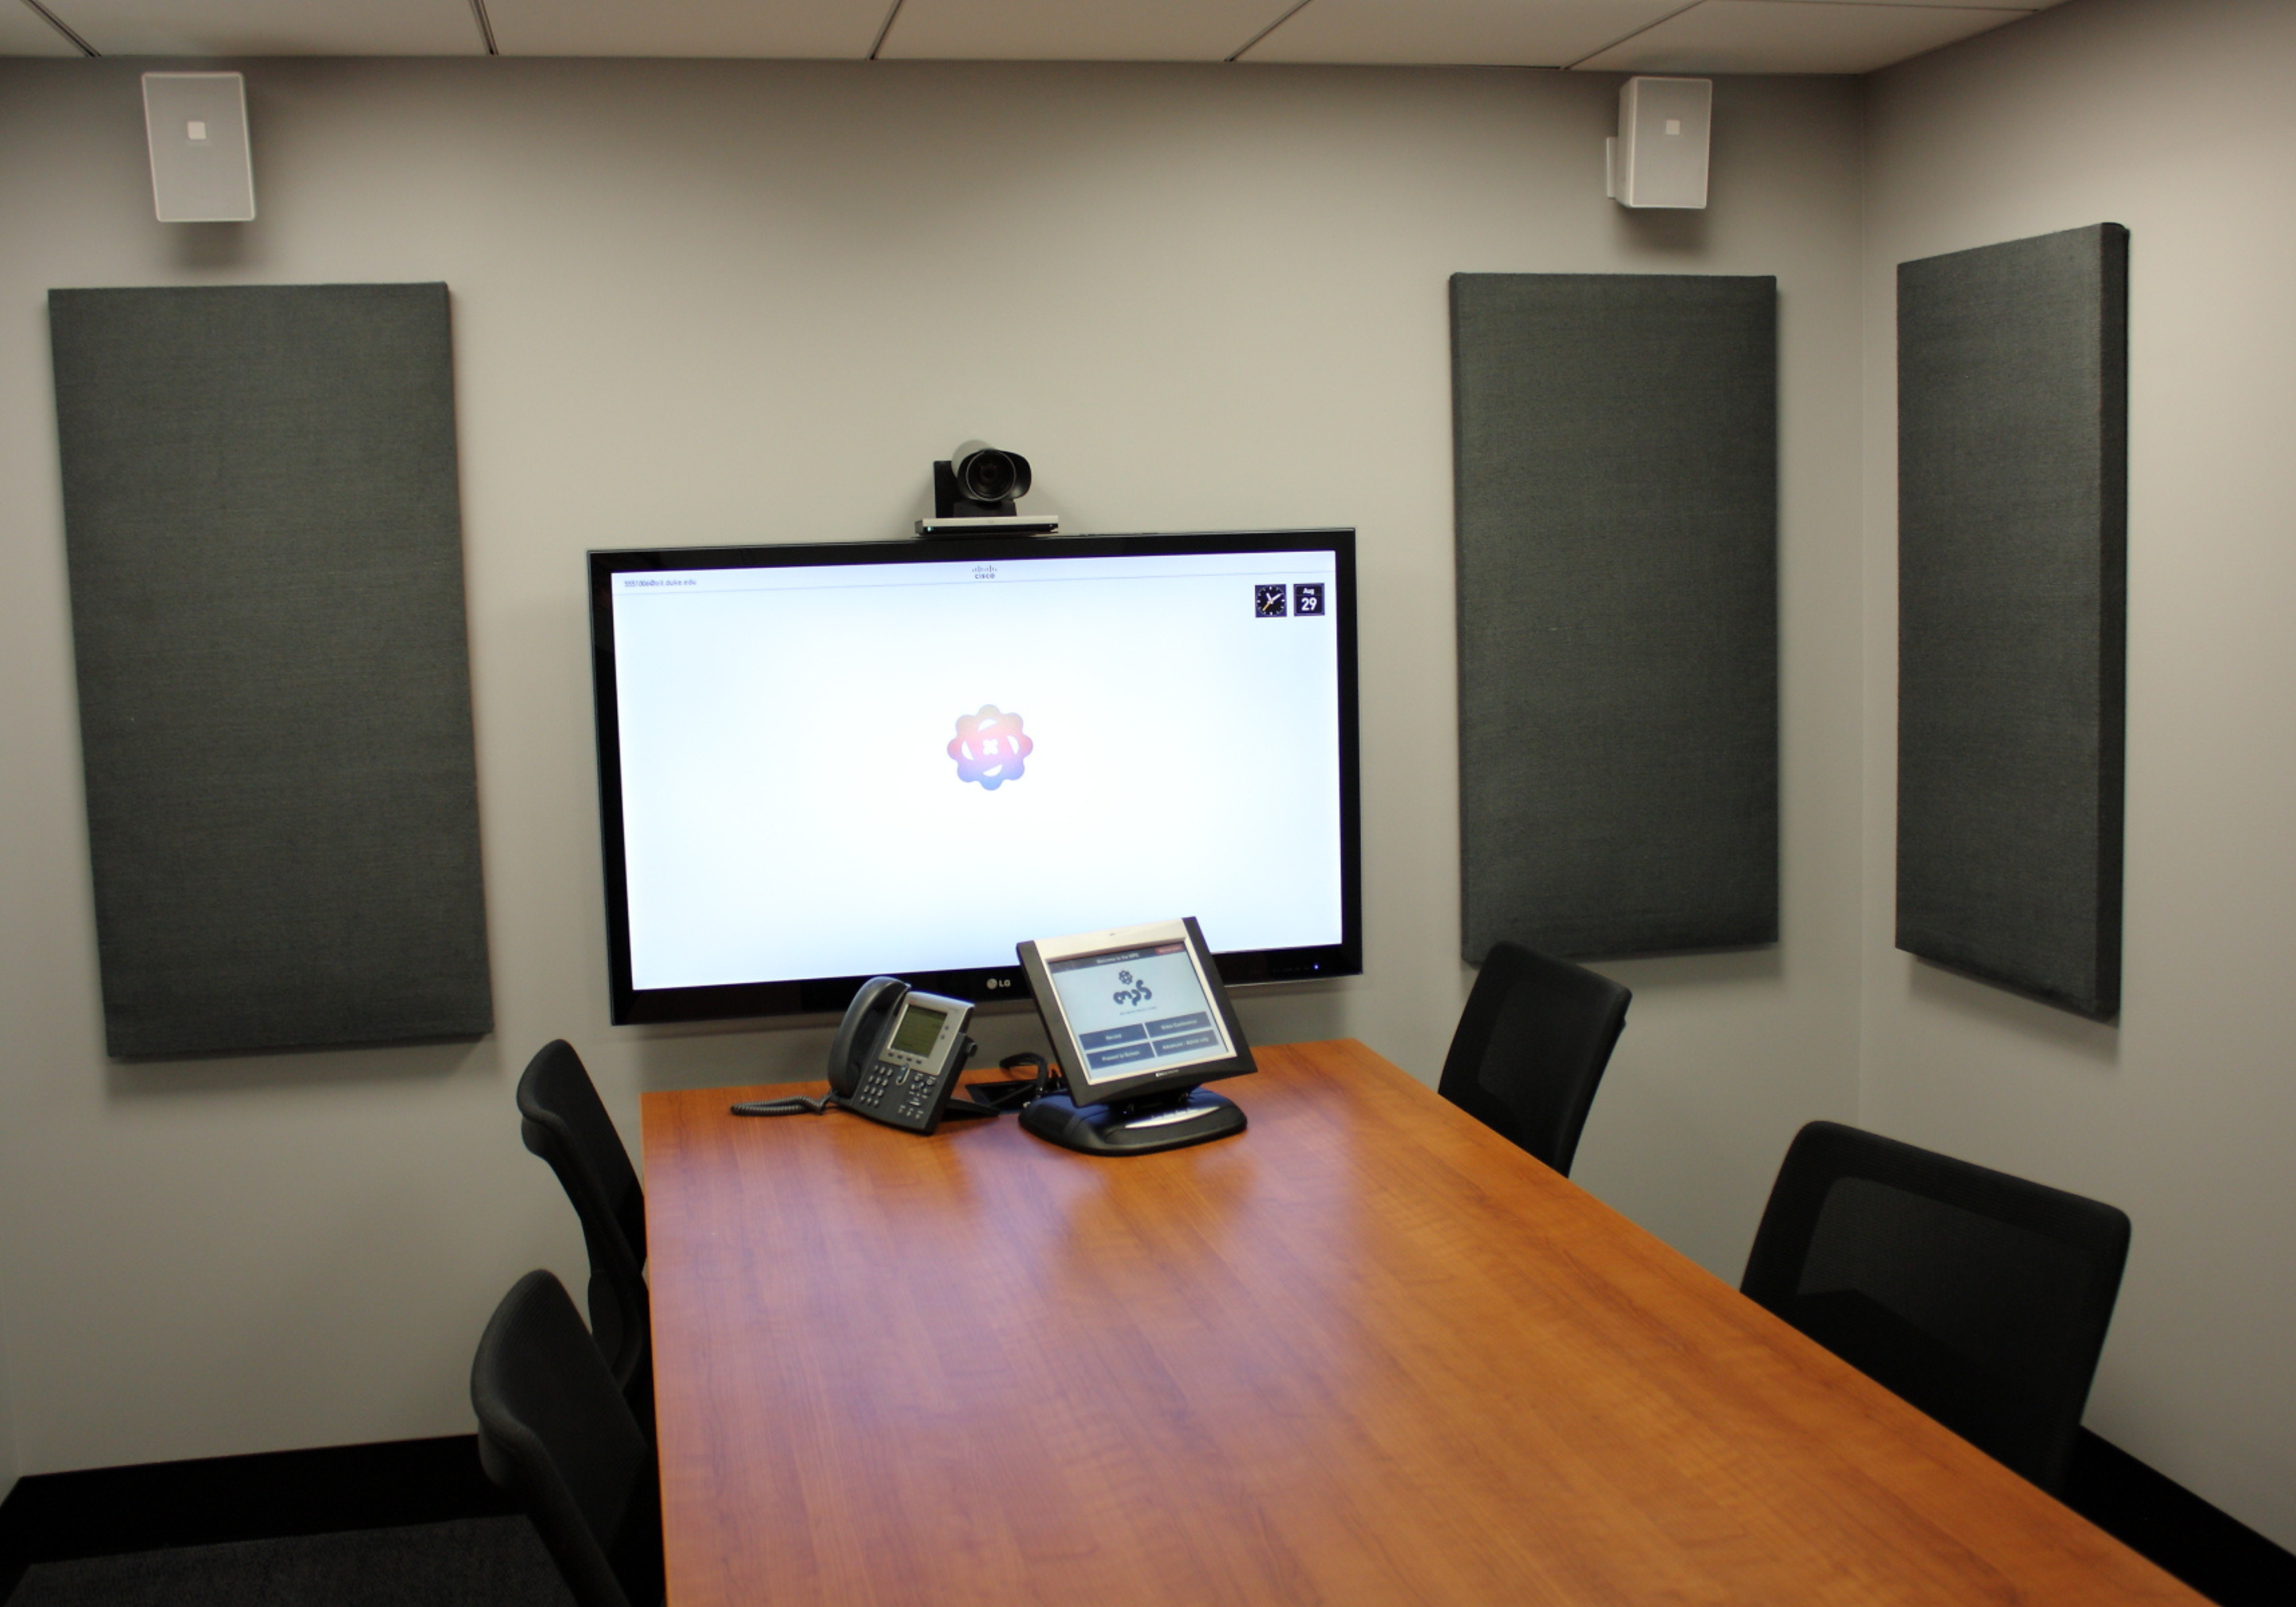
46;0;486;55
486;0;887;59
1243;0;1682;68
3;1;84;54
1574;0;2030;74
877;0;1291;61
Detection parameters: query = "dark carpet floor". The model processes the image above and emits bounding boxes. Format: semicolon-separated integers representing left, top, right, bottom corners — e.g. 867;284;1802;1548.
5;1516;574;1607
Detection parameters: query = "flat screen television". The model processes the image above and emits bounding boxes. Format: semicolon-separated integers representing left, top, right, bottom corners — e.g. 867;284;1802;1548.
587;529;1360;1024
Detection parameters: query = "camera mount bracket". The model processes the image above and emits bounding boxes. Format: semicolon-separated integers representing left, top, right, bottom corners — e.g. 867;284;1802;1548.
916;514;1061;538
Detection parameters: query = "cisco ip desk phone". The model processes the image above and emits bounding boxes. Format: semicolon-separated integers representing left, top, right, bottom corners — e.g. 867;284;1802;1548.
733;977;980;1134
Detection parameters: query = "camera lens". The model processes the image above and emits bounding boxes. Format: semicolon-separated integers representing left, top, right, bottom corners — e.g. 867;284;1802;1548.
949;443;1032;506
957;449;1015;503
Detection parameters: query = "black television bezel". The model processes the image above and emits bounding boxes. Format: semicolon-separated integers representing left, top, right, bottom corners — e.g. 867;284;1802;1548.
587;528;1362;1025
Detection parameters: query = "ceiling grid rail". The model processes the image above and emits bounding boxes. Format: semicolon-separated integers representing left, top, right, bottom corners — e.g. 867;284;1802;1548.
21;0;96;56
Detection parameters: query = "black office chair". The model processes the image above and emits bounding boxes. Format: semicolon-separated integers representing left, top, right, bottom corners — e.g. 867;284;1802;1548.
517;1040;651;1426
472;1270;664;1607
1436;941;1631;1177
1741;1120;2130;1494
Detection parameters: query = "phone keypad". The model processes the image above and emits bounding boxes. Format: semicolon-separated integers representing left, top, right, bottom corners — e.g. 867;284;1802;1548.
853;1058;947;1131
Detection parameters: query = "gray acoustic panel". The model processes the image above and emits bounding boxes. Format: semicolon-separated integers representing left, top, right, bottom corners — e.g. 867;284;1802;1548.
1896;224;2128;1020
1452;273;1777;962
49;283;492;1057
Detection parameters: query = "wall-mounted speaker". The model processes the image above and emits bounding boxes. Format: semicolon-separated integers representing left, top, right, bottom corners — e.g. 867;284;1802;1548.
142;72;254;223
1605;76;1711;210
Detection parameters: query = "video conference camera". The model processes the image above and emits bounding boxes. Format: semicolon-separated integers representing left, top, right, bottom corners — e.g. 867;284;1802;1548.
945;441;1030;511
917;441;1058;538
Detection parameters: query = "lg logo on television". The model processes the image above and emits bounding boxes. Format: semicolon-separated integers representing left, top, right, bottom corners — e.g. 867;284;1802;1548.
948;705;1033;791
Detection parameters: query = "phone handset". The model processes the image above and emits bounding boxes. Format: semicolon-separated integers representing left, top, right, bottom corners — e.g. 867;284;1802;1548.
829;976;909;1100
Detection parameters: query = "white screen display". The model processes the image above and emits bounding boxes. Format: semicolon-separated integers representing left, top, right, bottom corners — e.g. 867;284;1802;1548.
608;548;1343;991
1048;941;1232;1087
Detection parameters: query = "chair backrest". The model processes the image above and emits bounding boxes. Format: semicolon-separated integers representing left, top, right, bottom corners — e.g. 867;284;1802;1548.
471;1270;662;1607
517;1041;651;1414
1436;941;1631;1176
1742;1120;2130;1493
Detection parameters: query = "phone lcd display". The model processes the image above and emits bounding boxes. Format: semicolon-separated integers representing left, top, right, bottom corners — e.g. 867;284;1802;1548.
1048;941;1232;1087
890;1003;945;1057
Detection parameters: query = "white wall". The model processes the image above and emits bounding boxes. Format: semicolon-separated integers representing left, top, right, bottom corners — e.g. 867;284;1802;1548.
1859;0;2296;1550
0;58;1865;1474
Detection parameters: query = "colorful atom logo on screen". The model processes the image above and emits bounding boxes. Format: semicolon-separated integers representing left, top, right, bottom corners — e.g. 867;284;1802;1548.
949;705;1034;790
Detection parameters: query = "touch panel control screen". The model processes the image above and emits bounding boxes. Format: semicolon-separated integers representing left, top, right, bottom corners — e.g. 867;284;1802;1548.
1048;941;1232;1085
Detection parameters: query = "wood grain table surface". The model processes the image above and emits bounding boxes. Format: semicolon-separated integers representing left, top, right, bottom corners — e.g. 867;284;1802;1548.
641;1038;2201;1606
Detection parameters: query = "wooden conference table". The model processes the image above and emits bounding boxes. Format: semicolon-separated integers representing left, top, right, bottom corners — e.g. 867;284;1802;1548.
642;1039;2200;1606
